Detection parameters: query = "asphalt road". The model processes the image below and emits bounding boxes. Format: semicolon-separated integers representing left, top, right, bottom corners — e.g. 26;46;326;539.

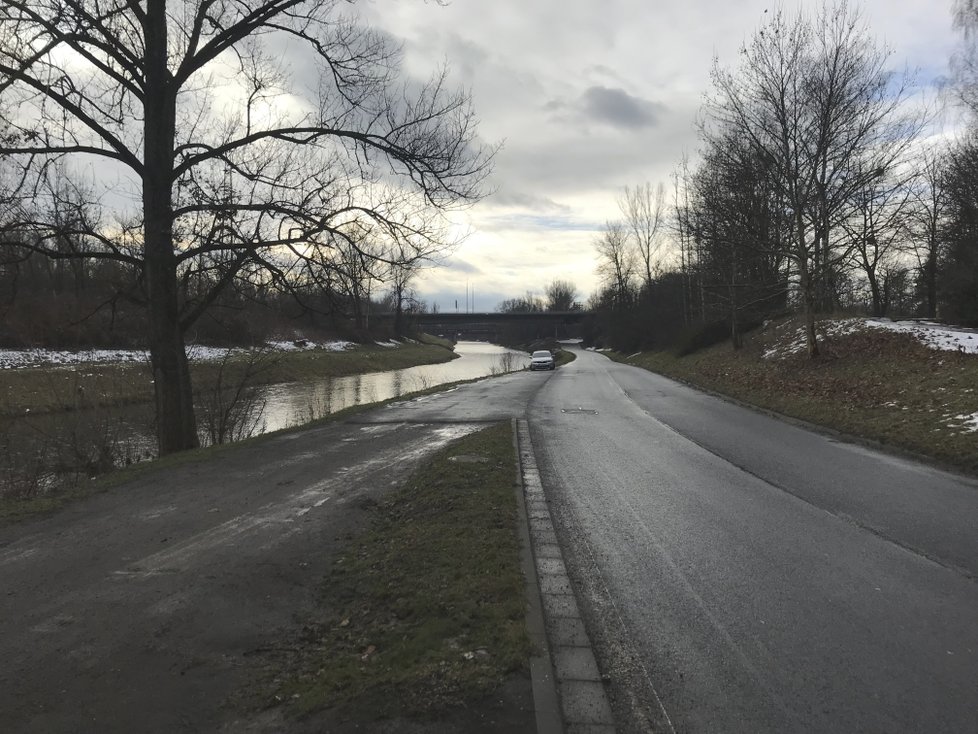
528;348;978;733
3;350;977;733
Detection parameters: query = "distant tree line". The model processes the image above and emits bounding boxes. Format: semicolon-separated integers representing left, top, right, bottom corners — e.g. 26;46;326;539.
493;279;582;344
590;0;978;354
0;240;431;349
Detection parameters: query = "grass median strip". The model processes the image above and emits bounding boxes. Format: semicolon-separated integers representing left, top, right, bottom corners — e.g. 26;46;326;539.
267;421;532;724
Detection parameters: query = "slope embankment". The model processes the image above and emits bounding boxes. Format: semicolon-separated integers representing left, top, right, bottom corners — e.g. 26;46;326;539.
609;317;978;476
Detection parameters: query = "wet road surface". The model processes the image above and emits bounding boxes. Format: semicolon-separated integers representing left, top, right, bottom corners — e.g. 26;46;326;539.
3;351;977;732
529;349;978;733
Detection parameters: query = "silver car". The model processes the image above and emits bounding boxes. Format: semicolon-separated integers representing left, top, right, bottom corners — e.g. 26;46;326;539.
529;350;555;370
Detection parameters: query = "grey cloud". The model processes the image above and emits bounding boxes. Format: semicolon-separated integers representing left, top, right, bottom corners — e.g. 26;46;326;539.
580;86;665;129
443;33;491;81
477;213;604;234
488;190;571;213
442;257;482;275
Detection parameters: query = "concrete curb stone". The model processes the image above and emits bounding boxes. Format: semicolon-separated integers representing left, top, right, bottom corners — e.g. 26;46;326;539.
516;419;617;733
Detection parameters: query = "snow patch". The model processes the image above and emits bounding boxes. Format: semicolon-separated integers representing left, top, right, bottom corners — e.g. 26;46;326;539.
763;318;978;360
0;339;359;369
947;411;978;433
0;348;151;370
864;320;978;355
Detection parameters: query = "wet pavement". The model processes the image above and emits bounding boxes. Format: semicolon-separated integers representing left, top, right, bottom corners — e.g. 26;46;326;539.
5;347;978;733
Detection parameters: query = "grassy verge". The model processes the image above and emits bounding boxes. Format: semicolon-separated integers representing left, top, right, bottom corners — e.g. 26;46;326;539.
609;318;978;475
414;332;456;351
266;422;531;724
555;348;577;368
0;339;456;417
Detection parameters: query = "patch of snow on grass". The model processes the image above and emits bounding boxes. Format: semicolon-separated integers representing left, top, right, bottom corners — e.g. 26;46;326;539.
266;339;355;352
375;340;401;348
865;320;978;355
763;318;867;360
321;340;356;352
947;411;978;433
0;348;151;369
0;339;360;369
763;318;978;360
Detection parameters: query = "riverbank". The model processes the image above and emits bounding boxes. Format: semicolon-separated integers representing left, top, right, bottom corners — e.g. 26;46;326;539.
0;336;459;507
0;336;457;417
607;316;978;476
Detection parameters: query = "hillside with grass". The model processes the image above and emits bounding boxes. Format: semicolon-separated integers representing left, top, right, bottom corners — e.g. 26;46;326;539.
610;317;978;476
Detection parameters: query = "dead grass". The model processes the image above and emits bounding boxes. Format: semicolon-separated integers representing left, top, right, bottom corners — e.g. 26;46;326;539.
555;348;577;368
265;422;531;724
614;317;978;475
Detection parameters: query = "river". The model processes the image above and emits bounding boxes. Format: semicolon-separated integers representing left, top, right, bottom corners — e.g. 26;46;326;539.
1;342;529;493
254;341;529;434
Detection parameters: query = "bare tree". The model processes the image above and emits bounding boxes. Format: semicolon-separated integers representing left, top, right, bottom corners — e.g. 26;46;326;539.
544;279;578;311
0;0;491;454
685;127;791;347
618;182;666;289
385;241;426;336
907;145;950;318
843;168;915;317
331;226;381;332
706;1;921;356
937;131;978;325
594;221;635;308
952;0;978;115
497;294;544;313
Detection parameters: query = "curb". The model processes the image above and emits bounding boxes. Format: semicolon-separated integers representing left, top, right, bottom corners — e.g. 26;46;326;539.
515;419;617;734
513;419;563;734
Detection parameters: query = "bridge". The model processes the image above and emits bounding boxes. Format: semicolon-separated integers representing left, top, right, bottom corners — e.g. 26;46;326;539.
378;310;589;342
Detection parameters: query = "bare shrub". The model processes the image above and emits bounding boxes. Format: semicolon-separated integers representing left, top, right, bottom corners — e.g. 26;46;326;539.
0;373;150;500
490;352;518;376
196;348;276;446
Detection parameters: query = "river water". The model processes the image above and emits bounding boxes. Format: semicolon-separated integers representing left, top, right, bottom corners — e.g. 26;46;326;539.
1;342;528;491
254;341;528;434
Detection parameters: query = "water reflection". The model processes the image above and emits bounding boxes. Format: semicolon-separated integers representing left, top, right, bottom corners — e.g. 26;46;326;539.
0;342;529;493
257;341;529;433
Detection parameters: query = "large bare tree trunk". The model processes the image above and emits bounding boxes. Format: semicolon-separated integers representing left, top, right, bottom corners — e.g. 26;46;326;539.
144;0;198;454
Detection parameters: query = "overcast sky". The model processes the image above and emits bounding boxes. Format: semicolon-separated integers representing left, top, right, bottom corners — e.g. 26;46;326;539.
354;0;959;312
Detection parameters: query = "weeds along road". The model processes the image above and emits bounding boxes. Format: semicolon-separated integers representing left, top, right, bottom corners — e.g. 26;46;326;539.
529;348;978;734
3;348;978;732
